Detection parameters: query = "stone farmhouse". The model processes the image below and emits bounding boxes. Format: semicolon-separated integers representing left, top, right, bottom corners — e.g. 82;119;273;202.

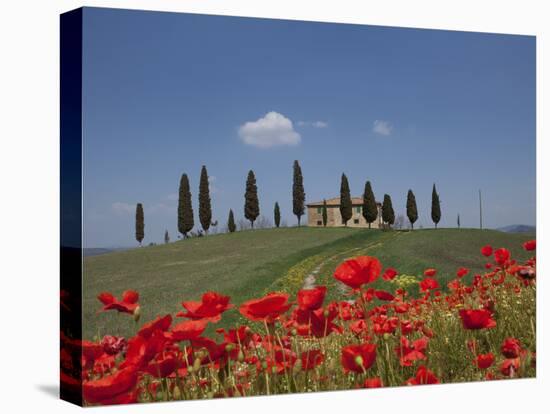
306;197;383;228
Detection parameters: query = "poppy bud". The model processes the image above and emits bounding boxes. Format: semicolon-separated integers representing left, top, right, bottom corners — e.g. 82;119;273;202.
237;350;245;362
354;356;364;367
383;333;391;340
193;357;202;372
261;361;268;370
324;309;330;318
225;343;235;353
290;328;297;336
133;305;141;322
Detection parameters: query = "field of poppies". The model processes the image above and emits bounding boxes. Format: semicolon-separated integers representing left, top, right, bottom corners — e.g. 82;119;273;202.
61;239;536;406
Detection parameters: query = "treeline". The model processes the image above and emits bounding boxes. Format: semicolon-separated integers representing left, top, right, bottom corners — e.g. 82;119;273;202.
335;173;441;230
133;161;443;245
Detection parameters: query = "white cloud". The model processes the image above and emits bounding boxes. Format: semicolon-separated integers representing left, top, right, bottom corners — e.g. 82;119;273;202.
238;111;301;148
373;120;393;136
112;202;135;215
297;120;328;128
149;203;174;214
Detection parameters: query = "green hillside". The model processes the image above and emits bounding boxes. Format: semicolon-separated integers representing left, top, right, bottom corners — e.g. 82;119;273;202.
83;227;534;339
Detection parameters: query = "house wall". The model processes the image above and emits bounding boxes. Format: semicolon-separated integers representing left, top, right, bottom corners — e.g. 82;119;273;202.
307;205;382;228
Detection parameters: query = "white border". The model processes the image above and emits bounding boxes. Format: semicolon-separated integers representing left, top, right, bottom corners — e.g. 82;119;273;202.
0;1;547;412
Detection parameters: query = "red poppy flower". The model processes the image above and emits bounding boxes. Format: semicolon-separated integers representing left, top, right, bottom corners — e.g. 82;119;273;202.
395;336;429;367
258;346;297;374
501;337;521;358
297;286;327;311
296;306;342;338
394;302;410;313
523;240;536;251
146;352;178;378
138;314;172;338
364;377;383;388
424;268;437;277
190;337;229;367
382;267;398;281
97;290;140;315
349;319;368;337
121;331;167;370
517;266;536;280
374;290;395;301
101;335;127;356
447;279;461;291
341;343;377;373
171;319;209;342
481;245;493;257
177;291;233;322
494;248;510;265
458;309;496;330
419;277;439;292
400;320;413;335
239;292;291;322
300;349;324;371
500;358;520;377
219;325;251;345
475;353;495;369
83;365;138;404
456;267;469;278
406;365;440;385
334;256;382;289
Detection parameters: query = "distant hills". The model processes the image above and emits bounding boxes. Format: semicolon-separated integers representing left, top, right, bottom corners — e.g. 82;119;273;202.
497;224;536;234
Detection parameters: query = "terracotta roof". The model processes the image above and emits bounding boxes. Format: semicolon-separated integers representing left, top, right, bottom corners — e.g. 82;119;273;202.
306;197;381;207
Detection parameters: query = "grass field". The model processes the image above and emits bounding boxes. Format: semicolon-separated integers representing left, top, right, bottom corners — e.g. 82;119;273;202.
83;227;534;339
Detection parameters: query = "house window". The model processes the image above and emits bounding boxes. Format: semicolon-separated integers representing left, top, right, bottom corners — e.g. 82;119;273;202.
354;219;360;224
317;207;322;214
356;206;362;213
317;220;322;226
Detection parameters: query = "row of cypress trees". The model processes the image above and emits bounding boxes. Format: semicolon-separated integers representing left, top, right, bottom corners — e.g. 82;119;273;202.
178;166;214;238
176;160;306;236
137;162;442;244
232;161;305;232
336;173;441;229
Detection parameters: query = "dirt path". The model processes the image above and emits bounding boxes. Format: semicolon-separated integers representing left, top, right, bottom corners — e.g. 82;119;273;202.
301;232;400;291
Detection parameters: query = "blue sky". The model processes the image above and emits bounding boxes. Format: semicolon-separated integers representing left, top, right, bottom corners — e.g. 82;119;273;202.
82;7;536;247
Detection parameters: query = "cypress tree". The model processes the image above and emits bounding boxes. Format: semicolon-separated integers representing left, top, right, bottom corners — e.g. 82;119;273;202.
362;181;378;229
339;173;352;226
198;165;212;235
322;199;328;227
227;209;236;233
406;189;418;230
177;173;194;238
431;184;441;229
274;202;281;228
457;214;461;229
164;230;170;244
382;194;395;228
135;203;144;246
292;160;306;226
244;170;260;228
